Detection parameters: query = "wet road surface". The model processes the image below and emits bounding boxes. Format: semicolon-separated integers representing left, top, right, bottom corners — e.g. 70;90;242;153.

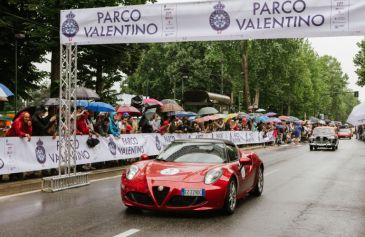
1;139;365;237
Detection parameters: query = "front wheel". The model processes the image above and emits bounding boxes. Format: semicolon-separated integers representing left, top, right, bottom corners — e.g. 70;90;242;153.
251;167;264;197
310;146;313;151
223;179;237;215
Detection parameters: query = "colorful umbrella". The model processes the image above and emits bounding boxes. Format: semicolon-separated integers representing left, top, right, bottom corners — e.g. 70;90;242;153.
160;99;178;104
86;102;115;112
143;98;163;106
173;111;197;117
160;103;184;113
265;112;277;117
0;83;14;97
76;87;100;100
0;115;13;121
117;105;141;116
256;108;266;113
279;115;289;121
197;107;218;116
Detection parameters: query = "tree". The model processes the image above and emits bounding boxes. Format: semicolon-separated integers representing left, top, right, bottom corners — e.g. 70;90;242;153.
0;0;47;111
354;39;365;86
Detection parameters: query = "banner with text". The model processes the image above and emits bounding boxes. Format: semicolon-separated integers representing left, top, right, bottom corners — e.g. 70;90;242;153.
0;131;273;175
60;0;365;45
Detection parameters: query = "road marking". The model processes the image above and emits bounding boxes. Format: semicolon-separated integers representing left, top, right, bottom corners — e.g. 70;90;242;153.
0;190;41;200
113;229;140;237
264;169;279;177
90;174;121;183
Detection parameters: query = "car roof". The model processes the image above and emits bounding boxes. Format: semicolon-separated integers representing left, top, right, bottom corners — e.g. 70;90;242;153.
173;139;235;146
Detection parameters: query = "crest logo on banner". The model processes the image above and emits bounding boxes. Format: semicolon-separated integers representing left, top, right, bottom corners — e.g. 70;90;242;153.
35;139;47;164
155;136;161;151
61;11;79;40
108;137;117;155
209;1;230;33
0;158;4;169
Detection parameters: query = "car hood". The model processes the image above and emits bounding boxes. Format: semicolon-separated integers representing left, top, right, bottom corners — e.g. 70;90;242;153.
145;161;222;183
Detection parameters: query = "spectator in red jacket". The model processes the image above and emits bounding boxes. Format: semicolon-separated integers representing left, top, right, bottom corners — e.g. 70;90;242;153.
6;112;32;141
76;108;90;135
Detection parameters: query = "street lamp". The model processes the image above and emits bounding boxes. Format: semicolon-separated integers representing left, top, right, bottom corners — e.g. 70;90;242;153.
14;33;25;114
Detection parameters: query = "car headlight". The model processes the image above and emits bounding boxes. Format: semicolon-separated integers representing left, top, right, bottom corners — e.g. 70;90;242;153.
126;165;139;180
204;168;223;185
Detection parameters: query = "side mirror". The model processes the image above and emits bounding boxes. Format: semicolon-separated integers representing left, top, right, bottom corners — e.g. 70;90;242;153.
239;156;252;166
140;154;149;161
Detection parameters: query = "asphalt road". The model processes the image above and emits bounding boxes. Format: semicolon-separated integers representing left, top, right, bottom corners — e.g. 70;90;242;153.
1;139;365;237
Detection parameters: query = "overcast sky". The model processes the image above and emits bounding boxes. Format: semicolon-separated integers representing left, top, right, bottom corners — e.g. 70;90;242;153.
308;36;364;102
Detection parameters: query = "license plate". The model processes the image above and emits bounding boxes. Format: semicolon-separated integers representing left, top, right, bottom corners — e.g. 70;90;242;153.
181;188;205;196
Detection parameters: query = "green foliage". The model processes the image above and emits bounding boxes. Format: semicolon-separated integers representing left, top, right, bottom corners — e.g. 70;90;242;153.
354;40;365;87
128;39;358;122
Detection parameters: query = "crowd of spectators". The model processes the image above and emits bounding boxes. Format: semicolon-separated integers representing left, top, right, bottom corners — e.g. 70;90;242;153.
1;104;339;147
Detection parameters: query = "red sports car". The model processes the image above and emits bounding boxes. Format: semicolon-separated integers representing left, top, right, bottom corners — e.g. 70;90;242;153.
337;128;352;139
121;139;264;214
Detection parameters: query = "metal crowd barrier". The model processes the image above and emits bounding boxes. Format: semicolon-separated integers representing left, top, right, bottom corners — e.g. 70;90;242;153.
42;172;90;192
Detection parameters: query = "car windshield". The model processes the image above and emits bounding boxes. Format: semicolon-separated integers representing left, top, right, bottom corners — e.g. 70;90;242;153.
156;142;226;163
339;129;351;133
313;127;336;136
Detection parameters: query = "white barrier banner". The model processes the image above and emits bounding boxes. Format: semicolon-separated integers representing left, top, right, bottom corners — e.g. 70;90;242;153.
0;131;273;175
60;0;365;45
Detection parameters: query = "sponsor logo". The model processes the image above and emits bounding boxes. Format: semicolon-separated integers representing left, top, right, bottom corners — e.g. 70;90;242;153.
160;168;180;175
108;137;117;155
155;136;161;151
209;1;230;33
62;11;79;40
0;159;4;169
35;139;47;164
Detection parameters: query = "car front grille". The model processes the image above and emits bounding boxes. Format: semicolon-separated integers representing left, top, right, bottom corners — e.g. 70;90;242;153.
152;186;170;205
315;137;329;144
166;195;206;207
127;192;154;205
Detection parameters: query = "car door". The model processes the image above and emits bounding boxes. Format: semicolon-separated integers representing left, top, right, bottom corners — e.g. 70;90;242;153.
226;145;245;194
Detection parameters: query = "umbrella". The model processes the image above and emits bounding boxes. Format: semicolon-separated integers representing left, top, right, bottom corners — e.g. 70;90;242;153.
197;107;218;116
144;98;163;107
0;83;14;97
224;113;238;122
76;87;100;100
173;111;197;117
310;117;319;123
255;115;270;123
86;102;115;112
279;115;289;121
256;108;266;113
42;98;60;106
160;103;184;113
268;117;281;123
0;115;13;121
117;105;141;116
347;102;365;126
265;112;277;117
160;99;177;104
42;98;89;107
237;112;247;119
195;115;216;123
